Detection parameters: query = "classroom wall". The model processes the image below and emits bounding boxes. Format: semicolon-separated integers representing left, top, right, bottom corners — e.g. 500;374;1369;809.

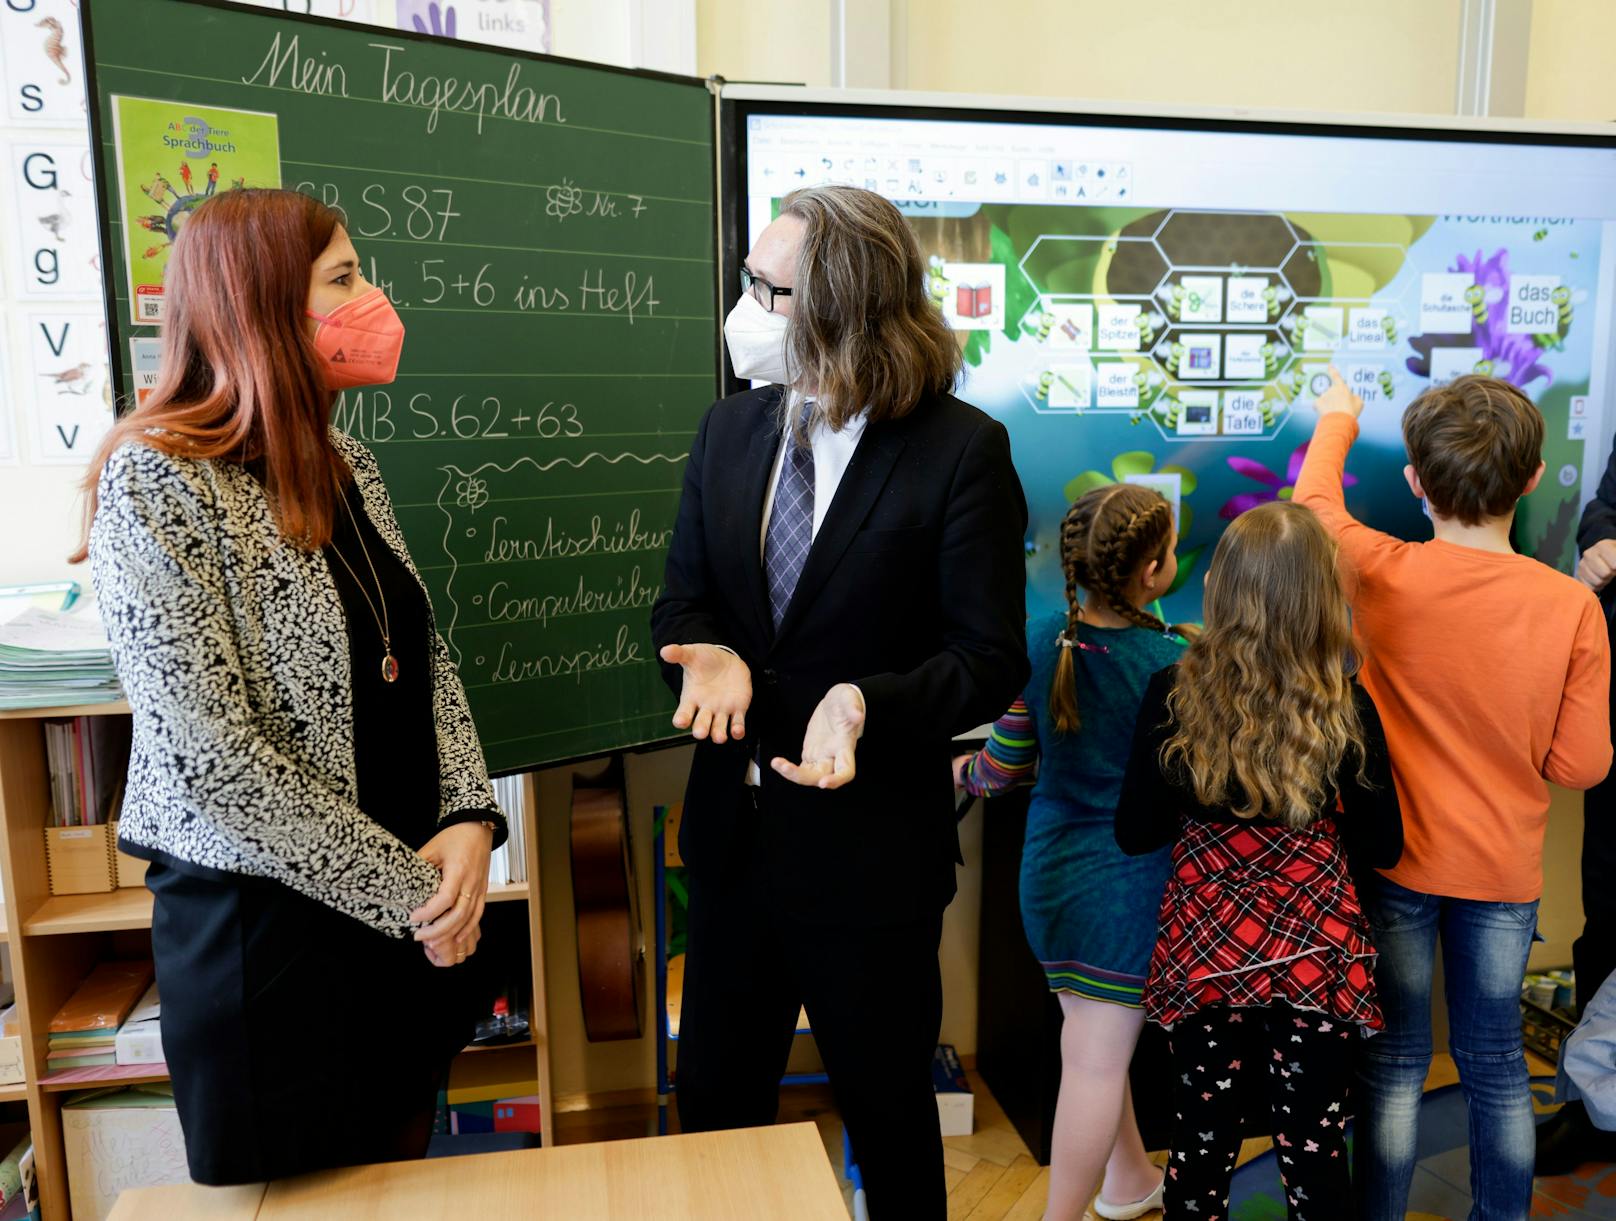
697;0;832;87
1525;0;1616;121
698;0;1464;113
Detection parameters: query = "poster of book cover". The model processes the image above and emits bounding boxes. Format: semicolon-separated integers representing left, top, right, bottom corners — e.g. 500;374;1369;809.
110;96;282;326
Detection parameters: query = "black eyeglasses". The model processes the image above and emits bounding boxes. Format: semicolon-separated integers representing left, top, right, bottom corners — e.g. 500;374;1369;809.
740;265;792;313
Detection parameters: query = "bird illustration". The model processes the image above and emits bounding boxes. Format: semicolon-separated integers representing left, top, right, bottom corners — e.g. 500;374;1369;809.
135;214;166;233
230;176;245;191
142;242;169;259
179;163;194;193
36;18;71;86
205;162;220;197
38;191;70;242
42;363;93;395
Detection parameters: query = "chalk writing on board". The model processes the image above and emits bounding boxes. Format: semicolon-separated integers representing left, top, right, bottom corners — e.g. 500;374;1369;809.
481;510;676;562
373;43;565;134
332;392;591;443
241;36;567;135
434;454;687;676
241;33;351;97
483;566;660;628
488;626;642;685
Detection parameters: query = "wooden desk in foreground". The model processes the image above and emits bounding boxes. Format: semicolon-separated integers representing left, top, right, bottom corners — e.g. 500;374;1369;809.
108;1123;849;1221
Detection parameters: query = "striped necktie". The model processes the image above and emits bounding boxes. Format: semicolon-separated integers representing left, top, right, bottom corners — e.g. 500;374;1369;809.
764;403;815;630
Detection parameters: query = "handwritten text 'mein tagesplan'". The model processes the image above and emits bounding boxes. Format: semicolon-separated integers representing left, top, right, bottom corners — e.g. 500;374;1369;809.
242;34;565;135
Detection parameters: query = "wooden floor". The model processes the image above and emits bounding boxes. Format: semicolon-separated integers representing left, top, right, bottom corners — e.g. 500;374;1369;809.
553;1049;1559;1221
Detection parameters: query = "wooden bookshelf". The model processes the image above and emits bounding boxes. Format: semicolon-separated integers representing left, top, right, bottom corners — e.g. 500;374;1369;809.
25;889;152;937
41;1065;169;1093
24;880;525;938
0;701;130;722
0;705;554;1220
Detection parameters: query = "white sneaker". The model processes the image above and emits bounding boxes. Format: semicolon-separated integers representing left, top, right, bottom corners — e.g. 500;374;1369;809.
1093;1174;1166;1220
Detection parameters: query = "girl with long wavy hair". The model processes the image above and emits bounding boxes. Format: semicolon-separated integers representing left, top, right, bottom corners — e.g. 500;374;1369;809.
954;483;1189;1221
1116;501;1403;1221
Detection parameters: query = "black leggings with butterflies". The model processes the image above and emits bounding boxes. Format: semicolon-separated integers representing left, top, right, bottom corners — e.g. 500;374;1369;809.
1166;1004;1355;1221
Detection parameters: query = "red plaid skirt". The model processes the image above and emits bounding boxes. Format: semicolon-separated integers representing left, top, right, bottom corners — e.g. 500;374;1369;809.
1143;814;1382;1031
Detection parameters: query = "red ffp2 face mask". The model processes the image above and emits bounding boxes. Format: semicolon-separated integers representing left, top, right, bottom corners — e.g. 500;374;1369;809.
307;287;406;390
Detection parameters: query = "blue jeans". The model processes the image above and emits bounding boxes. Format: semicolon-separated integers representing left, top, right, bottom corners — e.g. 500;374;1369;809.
1355;877;1540;1221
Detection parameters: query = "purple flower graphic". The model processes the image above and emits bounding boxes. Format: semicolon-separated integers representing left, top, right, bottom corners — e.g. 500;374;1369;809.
1219;443;1357;520
1405;247;1554;389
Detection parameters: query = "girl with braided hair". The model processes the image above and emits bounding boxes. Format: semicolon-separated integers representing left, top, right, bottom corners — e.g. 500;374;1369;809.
954;483;1188;1221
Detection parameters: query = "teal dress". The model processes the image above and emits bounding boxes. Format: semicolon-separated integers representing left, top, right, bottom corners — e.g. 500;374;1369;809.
964;611;1185;1005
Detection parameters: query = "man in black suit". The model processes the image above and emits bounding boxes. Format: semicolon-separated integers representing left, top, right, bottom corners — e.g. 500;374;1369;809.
1538;436;1616;1174
650;185;1028;1216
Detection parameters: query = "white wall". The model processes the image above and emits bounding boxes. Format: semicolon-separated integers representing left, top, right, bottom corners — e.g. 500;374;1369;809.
701;0;1464;113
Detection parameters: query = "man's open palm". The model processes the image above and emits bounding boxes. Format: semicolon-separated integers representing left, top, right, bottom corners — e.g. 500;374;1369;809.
661;643;752;745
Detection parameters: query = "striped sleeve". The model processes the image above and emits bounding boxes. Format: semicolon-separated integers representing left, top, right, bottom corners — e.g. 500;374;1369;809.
960;698;1038;796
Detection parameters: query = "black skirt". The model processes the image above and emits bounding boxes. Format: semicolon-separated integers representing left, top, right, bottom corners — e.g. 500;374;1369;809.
148;860;477;1185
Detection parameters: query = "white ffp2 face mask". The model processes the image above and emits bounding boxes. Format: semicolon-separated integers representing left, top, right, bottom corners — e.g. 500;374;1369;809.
723;291;792;385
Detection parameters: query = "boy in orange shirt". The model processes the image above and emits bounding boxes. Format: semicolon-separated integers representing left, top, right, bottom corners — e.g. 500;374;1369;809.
1295;370;1611;1220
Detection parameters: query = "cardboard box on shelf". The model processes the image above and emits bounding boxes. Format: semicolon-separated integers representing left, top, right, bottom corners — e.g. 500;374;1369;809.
107;823;148;889
62;1086;187;1221
44;826;114;896
933;1044;973;1137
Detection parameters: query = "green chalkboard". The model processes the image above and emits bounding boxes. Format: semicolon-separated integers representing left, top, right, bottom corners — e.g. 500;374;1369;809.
82;0;718;773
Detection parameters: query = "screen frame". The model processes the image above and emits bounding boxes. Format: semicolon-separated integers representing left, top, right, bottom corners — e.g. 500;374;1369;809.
719;84;1616;496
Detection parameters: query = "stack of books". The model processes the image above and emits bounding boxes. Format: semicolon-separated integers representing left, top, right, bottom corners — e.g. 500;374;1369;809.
0;608;121;711
488;775;529;887
47;961;154;1076
44;717;130;828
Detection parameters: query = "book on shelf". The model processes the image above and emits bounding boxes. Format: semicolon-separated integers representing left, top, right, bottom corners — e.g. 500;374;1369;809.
45;1046;117;1065
0;1132;30;1208
115;984;162;1067
489;774;529;887
0;606;122;710
43;717;130;828
50;961;154;1035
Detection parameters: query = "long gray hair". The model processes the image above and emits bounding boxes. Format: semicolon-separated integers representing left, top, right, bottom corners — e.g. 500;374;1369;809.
779;185;961;433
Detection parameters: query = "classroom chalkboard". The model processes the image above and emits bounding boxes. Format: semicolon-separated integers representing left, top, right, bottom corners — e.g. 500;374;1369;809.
81;0;719;774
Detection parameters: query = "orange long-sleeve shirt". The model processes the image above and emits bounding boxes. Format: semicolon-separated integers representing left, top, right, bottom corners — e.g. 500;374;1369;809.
1294;413;1612;901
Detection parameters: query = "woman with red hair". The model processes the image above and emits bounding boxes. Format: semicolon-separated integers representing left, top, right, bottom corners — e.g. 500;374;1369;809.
76;188;504;1183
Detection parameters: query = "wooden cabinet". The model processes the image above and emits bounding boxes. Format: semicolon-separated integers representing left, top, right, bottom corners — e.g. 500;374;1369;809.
0;702;555;1221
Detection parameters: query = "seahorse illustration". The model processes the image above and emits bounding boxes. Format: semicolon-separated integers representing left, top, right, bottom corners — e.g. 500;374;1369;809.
36;18;71;87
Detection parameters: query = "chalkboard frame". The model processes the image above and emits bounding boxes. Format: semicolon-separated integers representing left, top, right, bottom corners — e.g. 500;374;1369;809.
79;0;725;776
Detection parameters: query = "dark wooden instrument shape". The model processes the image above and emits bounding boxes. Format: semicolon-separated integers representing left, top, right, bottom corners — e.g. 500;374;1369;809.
570;765;643;1041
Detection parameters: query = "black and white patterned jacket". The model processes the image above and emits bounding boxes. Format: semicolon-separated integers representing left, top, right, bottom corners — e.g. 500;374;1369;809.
90;430;496;937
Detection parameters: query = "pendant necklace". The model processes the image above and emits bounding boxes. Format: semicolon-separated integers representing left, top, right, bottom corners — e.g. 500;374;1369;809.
328;489;399;683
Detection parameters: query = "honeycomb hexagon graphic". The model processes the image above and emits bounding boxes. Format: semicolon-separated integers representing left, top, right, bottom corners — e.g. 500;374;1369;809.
1016;209;1417;443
